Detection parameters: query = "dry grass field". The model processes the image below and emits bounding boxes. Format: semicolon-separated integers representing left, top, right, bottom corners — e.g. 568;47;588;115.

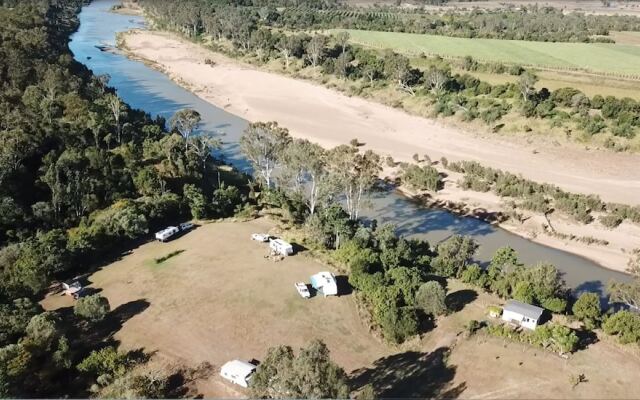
42;218;640;398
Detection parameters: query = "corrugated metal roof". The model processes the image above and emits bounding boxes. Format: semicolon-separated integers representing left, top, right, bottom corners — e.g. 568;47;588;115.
504;299;544;319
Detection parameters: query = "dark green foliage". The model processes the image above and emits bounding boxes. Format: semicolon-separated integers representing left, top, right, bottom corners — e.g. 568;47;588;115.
603;311;640;345
250;339;350;399
0;298;42;347
415;281;447;317
487;322;579;353
77;347;131;380
74;294;111;322
572;292;601;329
183;183;207;219
431;235;478;278
400;164;442;191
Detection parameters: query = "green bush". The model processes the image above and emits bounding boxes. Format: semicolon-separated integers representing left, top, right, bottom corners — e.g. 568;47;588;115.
401;164;442;192
603;311;640;345
74;295;110;322
572;292;601;329
415;281;447;317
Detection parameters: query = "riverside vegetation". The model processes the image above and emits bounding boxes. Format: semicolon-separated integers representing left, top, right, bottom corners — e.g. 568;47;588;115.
137;0;640;151
232;120;640;353
2;0;640;398
0;1;252;397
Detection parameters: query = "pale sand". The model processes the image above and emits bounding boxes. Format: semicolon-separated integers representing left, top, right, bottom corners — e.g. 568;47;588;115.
121;30;640;273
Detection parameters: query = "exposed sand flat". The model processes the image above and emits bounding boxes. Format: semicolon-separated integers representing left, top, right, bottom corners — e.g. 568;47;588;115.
121;30;640;273
122;31;640;205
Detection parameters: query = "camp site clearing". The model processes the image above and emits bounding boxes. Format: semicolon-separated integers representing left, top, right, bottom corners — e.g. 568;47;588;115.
41;218;640;398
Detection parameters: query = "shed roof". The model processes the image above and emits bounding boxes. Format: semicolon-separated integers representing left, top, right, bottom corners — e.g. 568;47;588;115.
221;360;256;378
504;300;544;320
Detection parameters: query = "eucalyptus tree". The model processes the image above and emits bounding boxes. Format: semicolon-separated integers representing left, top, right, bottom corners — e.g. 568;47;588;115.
283;139;333;216
327;144;381;220
240;121;291;188
170;108;201;150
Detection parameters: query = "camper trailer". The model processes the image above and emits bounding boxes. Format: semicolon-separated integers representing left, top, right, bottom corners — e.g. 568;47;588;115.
269;239;294;256
155;226;179;242
310;272;338;297
220;360;257;388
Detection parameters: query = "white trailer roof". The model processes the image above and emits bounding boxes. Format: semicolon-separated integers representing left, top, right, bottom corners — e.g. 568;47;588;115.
221;360;256;379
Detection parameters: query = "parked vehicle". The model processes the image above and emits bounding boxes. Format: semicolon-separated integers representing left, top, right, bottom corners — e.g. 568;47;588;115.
270;239;294;256
155;226;179;242
310;272;338;297
179;222;194;231
220;360;257;388
295;282;311;298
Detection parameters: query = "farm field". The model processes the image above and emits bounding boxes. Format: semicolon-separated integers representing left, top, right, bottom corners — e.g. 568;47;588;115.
342;29;640;76
41;218;640;398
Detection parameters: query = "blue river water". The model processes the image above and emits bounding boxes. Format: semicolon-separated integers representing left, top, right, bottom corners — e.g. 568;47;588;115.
70;0;631;293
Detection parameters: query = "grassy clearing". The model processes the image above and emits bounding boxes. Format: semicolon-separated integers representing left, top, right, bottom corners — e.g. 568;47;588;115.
41;218;640;398
342;29;640;76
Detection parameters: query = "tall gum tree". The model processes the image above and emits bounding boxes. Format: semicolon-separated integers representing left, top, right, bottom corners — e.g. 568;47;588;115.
240;121;291;188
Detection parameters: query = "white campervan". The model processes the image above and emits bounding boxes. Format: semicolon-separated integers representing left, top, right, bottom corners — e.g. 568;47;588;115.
155;226;179;242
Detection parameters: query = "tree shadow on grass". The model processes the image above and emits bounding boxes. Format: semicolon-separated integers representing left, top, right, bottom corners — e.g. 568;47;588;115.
69;299;151;350
349;347;466;398
446;289;478;313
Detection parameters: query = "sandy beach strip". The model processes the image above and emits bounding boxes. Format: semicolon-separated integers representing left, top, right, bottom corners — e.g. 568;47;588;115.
120;30;640;273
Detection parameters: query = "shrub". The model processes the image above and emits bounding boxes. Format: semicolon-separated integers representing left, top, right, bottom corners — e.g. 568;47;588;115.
603;311;640;345
401;164;442;192
74;295;110;322
572;292;601;329
599;214;623;229
415;281;447;317
77;347;131;379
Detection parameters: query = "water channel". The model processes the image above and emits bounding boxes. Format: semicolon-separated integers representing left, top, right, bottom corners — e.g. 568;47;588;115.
70;0;631;293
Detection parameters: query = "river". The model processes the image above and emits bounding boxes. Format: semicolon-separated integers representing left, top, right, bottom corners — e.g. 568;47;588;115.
70;0;631;293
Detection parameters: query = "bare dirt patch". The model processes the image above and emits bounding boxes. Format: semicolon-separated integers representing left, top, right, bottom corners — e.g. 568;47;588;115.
42;219;640;398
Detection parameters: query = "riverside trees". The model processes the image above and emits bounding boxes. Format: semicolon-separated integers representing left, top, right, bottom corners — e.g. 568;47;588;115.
0;1;247;396
140;0;640;146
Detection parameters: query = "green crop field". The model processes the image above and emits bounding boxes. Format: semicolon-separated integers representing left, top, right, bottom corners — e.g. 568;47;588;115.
340;29;640;76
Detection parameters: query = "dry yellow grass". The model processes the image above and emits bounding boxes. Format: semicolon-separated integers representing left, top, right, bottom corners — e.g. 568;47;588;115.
41;218;640;398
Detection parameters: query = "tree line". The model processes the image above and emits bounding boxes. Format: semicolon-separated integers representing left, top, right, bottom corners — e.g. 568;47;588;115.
139;0;639;148
0;1;252;397
139;0;640;43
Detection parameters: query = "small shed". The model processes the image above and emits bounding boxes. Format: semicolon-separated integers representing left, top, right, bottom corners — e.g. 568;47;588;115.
269;239;294;256
220;360;256;388
310;272;338;297
501;299;544;330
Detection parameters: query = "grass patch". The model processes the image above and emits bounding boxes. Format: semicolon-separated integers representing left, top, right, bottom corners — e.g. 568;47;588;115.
154;249;185;264
341;29;640;76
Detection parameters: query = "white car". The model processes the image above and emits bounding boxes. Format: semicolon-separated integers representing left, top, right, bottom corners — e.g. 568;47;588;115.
251;233;270;242
179;222;194;231
295;282;311;299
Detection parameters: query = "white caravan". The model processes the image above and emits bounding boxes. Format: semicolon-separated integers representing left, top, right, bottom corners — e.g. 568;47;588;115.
269;239;294;256
220;360;257;388
155;226;179;242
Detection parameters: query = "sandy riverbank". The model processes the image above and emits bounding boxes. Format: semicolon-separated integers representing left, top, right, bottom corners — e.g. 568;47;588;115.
120;30;640;274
